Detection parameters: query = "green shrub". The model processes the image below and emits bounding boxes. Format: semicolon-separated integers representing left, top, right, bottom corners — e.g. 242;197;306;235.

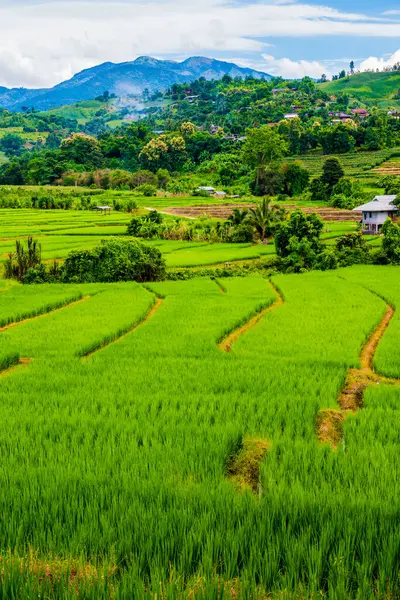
135;184;157;197
63;238;166;283
228;223;254;243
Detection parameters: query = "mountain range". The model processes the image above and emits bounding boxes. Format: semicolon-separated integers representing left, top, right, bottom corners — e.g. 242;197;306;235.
0;56;271;112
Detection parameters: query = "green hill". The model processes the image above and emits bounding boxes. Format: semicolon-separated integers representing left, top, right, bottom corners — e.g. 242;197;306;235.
40;99;117;125
321;71;400;109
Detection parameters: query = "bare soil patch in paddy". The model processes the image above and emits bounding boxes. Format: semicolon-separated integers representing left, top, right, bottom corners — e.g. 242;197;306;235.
166;204;356;222
227;438;270;494
373;161;400;176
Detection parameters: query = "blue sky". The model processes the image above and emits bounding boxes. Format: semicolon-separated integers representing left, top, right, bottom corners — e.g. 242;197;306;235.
0;0;400;87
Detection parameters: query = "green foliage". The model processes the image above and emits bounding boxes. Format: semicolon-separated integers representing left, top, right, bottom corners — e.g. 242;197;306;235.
320;125;356;155
381;218;400;264
309;178;329;202
248;198;286;241
275;210;324;258
321;157;345;190
62;238;166;283
5;237;42;282
309;157;345;202
227;222;254;243
127;209;257;244
136;183;157;197
330;178;367;209
335;231;371;266
139;135;187;172
227;208;249;226
0;133;24;157
282;162;310;196
60;133;104;169
275;210;325;271
251;167;285;197
242;126;289;170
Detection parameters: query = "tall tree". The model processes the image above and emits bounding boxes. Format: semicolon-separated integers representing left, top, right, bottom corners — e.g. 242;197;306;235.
321;157;345;191
243;126;288;188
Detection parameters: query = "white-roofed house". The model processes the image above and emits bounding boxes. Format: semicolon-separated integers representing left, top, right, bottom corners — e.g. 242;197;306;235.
353;195;398;234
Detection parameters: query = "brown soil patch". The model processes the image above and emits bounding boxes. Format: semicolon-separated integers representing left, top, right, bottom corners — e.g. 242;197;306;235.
219;281;283;353
0;295;91;332
166;204;356;222
318;303;400;448
83;297;163;359
374;162;400;176
316;410;344;448
227;438;270;494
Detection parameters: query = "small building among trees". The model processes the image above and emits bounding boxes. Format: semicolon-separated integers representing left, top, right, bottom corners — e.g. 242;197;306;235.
92;205;113;214
353;195;398;234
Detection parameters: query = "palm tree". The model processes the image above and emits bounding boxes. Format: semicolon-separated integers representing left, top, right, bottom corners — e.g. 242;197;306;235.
248;198;286;242
227;208;249;226
5;237;42;281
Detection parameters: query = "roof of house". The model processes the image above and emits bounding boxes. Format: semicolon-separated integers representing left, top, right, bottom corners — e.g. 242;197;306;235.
353;196;398;213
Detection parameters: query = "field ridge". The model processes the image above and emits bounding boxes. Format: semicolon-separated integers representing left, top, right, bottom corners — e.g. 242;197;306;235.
82;294;163;359
318;283;400;448
0;294;90;330
218;280;284;352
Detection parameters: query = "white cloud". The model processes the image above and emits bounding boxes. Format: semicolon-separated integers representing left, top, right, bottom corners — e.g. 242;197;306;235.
360;48;400;71
261;54;331;79
0;1;400;88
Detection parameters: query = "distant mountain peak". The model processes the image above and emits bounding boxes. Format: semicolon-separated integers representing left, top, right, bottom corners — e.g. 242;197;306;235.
133;56;162;66
182;57;214;66
0;56;271;112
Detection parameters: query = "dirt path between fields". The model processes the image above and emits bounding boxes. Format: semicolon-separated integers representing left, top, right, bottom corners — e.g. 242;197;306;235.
218;280;284;353
317;300;400;448
0;296;91;332
82;297;163;359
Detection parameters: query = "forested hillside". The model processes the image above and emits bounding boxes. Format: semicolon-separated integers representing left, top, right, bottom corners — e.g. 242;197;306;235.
1;72;400;202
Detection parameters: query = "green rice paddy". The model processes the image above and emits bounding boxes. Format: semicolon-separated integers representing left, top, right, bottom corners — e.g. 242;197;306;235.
0;266;400;597
0;209;360;269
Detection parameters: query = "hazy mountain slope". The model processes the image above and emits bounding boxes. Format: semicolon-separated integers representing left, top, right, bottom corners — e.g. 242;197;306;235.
0;56;271;111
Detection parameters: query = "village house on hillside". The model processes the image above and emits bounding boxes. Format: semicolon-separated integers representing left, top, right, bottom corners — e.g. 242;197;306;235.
351;108;369;118
353;195;398;234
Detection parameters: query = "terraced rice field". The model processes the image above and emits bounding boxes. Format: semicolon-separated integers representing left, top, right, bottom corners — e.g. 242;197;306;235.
0;209;361;269
373;155;400;176
1;266;400;598
287;148;400;177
